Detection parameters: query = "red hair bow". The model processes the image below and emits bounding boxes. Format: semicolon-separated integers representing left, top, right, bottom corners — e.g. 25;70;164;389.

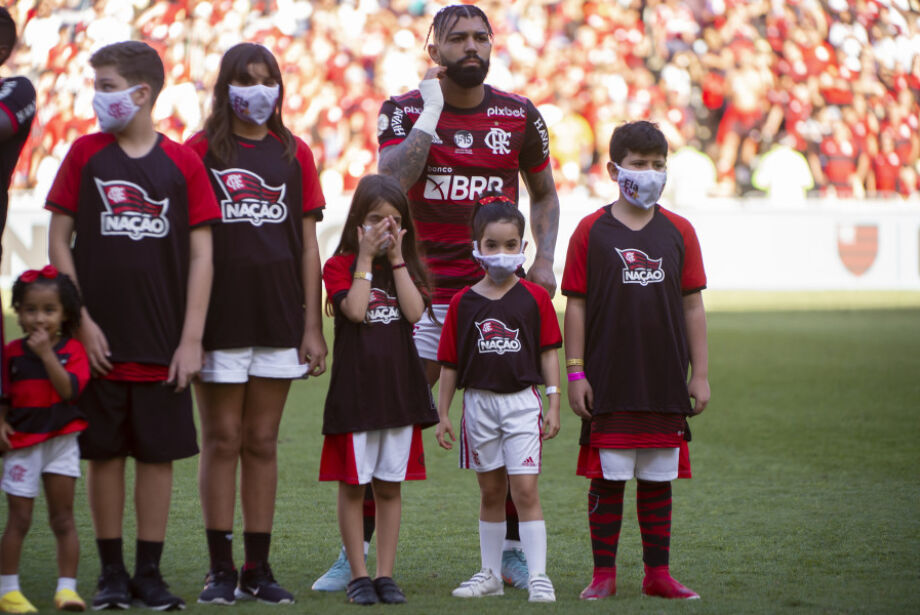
477;194;515;206
19;265;59;283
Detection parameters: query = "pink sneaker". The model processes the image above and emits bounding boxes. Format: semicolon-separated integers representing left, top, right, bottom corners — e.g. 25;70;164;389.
579;567;616;600
642;566;700;600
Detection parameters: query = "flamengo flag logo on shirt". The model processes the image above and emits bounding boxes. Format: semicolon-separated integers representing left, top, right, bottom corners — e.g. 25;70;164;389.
616;248;665;286
212;168;288;226
365;288;401;324
95;178;170;240
475;318;522;355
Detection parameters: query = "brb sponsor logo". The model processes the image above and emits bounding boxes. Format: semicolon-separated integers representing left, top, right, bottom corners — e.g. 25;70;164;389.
487;105;525;118
424;174;503;201
212;168;287;226
95;178;169;240
475;318;521;355
616;248;665;286
366;288;401;324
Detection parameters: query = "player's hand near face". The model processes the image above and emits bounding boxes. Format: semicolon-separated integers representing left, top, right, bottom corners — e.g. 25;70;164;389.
357;219;393;259
568;378;593;420
386;216;407;265
25;328;54;358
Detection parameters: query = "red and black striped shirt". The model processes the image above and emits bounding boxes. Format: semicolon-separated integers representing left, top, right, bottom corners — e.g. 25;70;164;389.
3;337;89;449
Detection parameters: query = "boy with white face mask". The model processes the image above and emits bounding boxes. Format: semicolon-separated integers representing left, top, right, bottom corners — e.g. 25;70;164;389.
562;121;710;601
46;41;220;611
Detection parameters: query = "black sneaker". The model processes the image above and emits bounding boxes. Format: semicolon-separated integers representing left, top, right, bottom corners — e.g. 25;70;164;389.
130;565;186;611
235;563;294;605
373;577;407;604
198;568;238;605
346;577;378;606
92;564;132;610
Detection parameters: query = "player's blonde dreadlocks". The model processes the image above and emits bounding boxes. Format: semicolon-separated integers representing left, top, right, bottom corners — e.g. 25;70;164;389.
426;4;494;45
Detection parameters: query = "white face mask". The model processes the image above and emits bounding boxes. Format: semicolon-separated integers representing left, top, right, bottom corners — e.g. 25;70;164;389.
362;224;394;254
472;243;526;283
93;85;142;134
615;164;667;210
228;84;279;126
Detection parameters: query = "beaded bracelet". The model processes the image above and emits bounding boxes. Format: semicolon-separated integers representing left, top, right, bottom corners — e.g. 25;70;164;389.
565;358;585;367
567;371;586;382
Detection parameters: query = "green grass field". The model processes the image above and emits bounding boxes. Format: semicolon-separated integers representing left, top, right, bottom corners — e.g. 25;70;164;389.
4;291;919;614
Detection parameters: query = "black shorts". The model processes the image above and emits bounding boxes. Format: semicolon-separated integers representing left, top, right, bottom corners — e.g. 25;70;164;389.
78;379;198;463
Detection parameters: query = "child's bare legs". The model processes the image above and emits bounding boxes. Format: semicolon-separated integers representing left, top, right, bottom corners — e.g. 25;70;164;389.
196;383;244;534
371;479;400;579
0;494;34;575
135;462;172;542
44;474;78;578
338;482;369;580
86;458;125;539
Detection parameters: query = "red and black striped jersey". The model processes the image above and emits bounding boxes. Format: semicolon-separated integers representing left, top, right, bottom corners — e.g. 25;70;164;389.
562;204;706;417
438;278;561;393
378;85;550;304
186;131;325;350
3;337;89;449
321;253;437;435
45;133;220;367
0;76;36;238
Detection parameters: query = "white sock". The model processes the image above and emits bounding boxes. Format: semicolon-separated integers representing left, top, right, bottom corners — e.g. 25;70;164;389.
56;577;77;592
519;520;547;577
0;574;19;594
363;541;370;557
502;539;522;551
479;520;506;578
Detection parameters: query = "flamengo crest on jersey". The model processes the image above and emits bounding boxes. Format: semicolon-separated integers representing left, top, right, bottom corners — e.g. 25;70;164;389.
616;247;665;286
476;318;522;355
366;288;401;324
211;168;288;226
95;177;169;240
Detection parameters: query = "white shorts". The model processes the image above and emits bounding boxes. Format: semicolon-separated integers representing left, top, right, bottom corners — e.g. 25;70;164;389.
319;425;426;485
200;347;308;383
412;304;449;361
460;387;543;475
598;447;680;482
1;434;81;498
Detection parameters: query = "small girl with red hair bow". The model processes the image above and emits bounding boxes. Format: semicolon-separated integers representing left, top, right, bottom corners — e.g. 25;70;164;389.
0;265;90;612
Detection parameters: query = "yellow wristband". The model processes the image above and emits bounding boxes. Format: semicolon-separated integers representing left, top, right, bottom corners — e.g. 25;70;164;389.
353;271;372;282
565;358;585;367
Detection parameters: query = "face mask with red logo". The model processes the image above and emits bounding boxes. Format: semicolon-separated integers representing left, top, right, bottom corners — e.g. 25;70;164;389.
615;163;667;210
92;86;142;134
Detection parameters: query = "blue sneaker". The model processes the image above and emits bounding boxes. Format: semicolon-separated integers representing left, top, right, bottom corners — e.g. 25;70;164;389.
311;547;352;592
501;548;529;589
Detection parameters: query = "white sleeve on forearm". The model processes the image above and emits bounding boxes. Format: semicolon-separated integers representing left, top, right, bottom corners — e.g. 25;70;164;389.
413;78;444;136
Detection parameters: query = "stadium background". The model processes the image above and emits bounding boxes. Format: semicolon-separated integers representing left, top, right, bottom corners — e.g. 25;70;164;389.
0;3;918;613
1;0;919;291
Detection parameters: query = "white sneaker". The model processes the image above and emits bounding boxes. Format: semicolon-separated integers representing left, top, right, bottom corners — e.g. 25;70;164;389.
528;573;556;602
451;569;504;598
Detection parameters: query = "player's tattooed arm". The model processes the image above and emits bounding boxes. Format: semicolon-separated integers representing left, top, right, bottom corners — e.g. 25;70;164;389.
378;130;434;193
522;164;560;296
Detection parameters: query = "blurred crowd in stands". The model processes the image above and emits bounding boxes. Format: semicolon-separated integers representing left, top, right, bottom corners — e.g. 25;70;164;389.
2;0;919;203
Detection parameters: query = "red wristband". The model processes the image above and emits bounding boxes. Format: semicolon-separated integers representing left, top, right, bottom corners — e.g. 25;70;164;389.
392;262;407;270
567;371;586;382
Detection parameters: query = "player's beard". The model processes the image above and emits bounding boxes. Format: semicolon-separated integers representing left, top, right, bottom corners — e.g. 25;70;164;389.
444;55;490;88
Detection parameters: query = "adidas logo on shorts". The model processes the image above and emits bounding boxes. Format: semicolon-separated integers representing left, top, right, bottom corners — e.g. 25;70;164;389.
522;456;536;467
